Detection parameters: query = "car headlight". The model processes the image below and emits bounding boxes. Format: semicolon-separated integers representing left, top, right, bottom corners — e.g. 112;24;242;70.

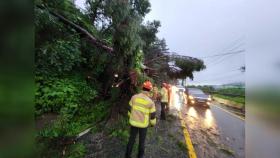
207;97;212;101
189;95;194;100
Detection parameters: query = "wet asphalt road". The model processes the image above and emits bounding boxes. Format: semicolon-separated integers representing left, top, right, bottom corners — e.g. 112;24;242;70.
170;88;244;158
210;104;245;158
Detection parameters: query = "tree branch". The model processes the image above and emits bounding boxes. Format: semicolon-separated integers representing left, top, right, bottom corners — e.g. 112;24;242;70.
36;5;114;53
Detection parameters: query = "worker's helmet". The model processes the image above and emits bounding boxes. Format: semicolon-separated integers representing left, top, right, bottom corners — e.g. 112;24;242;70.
143;81;153;91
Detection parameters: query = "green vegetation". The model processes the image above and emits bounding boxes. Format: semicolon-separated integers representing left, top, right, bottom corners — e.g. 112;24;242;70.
216;87;245;97
188;85;245;96
108;116;130;143
188;85;245;107
35;75;98;116
169;57;206;80
177;140;187;151
214;94;245;106
65;143;86;158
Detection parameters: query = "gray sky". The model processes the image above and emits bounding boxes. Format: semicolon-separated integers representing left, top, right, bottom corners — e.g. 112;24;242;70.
145;0;245;85
75;0;280;86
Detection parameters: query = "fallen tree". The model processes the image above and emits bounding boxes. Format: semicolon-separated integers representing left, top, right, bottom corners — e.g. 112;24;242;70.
36;5;114;53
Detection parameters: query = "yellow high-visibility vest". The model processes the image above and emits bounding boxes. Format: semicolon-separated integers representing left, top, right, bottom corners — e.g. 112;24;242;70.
160;87;168;103
128;92;156;128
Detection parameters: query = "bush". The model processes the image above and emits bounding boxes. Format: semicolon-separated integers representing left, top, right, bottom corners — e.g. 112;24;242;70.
35;38;84;75
38;117;90;137
38;100;111;138
35;75;97;116
35;73;113;138
217;88;245;96
66;143;86;158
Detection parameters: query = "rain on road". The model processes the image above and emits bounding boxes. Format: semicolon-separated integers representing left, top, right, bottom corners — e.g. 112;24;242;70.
170;86;245;158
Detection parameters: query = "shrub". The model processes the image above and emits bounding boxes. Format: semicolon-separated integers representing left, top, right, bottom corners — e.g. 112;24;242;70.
35;75;97;116
66;143;86;158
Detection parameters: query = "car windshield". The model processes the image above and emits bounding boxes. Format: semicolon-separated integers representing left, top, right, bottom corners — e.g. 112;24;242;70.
188;89;204;95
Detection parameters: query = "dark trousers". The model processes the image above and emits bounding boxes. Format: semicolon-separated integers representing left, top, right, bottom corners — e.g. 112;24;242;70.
125;126;147;158
161;102;168;120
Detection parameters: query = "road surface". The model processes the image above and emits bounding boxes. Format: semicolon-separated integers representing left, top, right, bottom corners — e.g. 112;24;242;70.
170;87;245;158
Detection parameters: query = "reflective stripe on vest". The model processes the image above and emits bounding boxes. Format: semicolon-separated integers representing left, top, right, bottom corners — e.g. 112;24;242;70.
129;97;151;128
129;115;149;128
133;105;149;113
135;98;149;106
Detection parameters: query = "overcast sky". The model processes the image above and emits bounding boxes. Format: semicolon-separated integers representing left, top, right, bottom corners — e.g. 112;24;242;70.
75;0;280;86
144;0;246;85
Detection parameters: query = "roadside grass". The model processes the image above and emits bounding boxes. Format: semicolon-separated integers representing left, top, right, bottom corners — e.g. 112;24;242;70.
107;116;130;144
167;129;189;153
155;135;164;144
213;94;245;107
65;142;86;158
177;140;187;152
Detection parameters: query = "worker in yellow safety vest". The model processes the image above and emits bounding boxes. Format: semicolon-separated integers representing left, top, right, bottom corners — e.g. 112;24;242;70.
160;83;169;120
125;81;156;158
152;86;159;102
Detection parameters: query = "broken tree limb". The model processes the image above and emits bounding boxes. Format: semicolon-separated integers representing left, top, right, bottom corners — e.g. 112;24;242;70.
36;5;114;53
144;55;167;65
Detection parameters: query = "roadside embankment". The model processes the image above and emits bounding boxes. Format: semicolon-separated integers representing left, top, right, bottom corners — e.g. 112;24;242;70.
213;96;244;110
80;102;189;158
213;96;245;119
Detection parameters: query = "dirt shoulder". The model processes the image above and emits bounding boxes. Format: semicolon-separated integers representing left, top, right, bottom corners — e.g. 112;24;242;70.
79;102;188;158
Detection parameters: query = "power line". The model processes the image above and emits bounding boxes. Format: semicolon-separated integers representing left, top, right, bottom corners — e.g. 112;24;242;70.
203;36;245;59
199;49;245;59
206;53;237;68
205;49;245;68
